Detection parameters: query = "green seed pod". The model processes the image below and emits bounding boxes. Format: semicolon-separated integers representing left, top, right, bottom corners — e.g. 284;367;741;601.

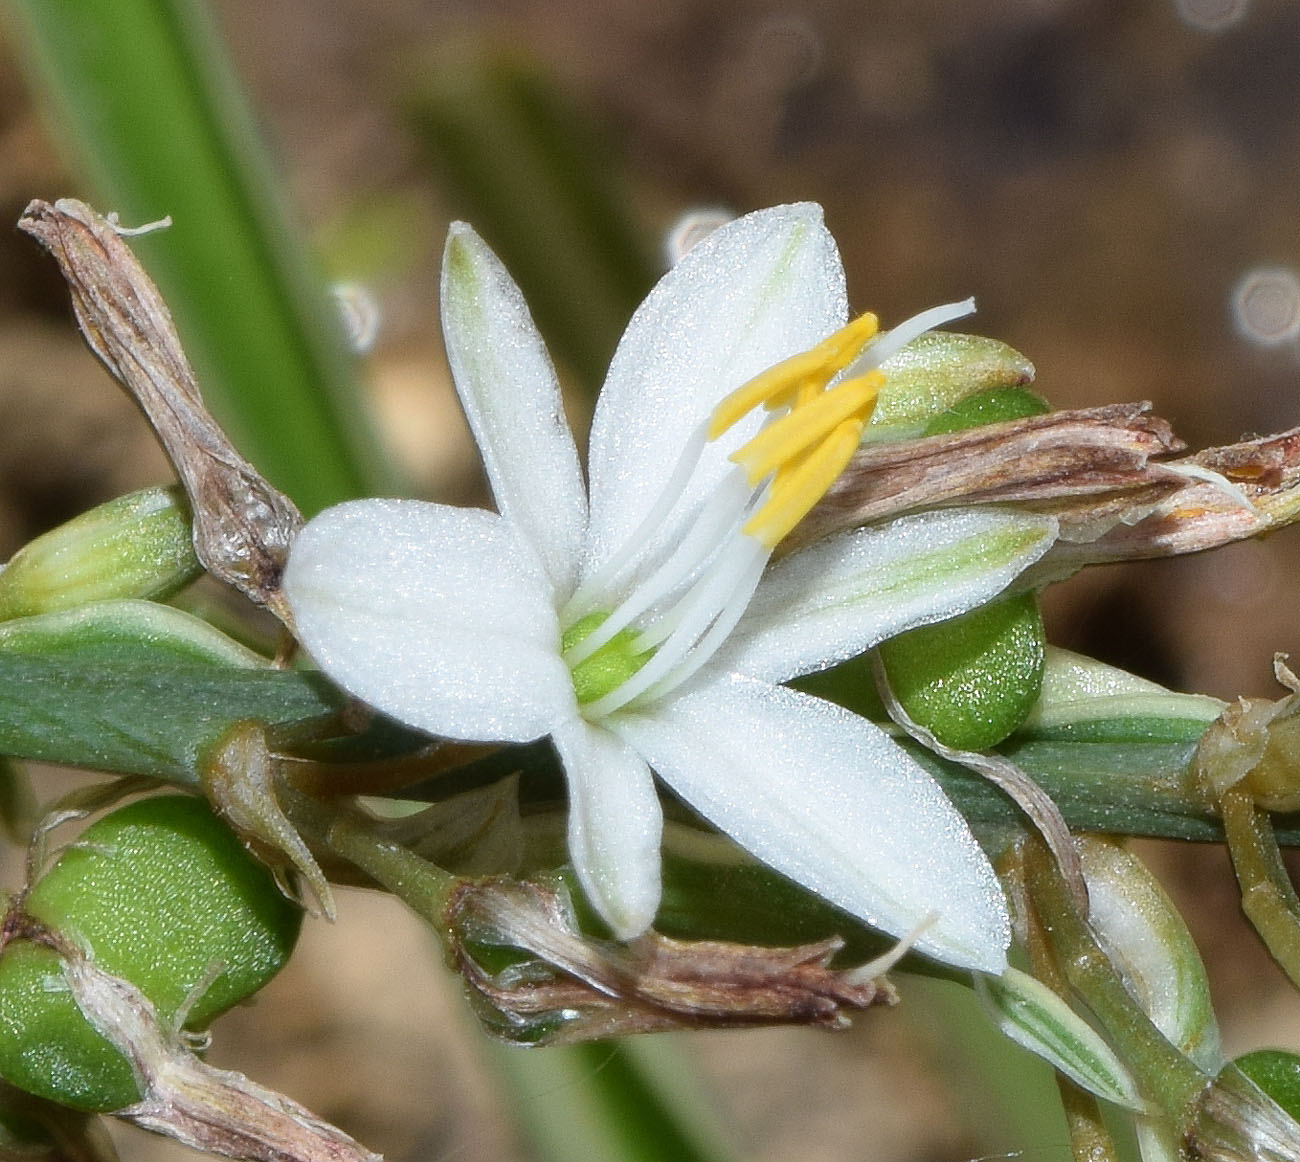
0;795;301;1111
879;592;1045;750
0;487;201;622
0;941;142;1112
876;386;1051;750
1233;1050;1300;1124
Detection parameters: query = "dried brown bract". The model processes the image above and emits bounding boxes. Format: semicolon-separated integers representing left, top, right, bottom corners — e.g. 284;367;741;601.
17;199;302;624
789;403;1185;555
447;877;895;1044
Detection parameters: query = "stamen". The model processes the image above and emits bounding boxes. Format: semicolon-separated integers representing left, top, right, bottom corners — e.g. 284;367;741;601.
562;418;712;620
563;472;749;666
584;536;766;718
843;298;976;376
707;312;879;439
566;300;977;720
729;370;885;486
640;542;768;704
742;416;866;548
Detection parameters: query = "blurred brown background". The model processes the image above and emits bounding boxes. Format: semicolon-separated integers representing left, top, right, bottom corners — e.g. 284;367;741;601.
3;0;1300;1158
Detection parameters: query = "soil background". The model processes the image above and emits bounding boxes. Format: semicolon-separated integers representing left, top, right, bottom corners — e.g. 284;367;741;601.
3;1;1300;1159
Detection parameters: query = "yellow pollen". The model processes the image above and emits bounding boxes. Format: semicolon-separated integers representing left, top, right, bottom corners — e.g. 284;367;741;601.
703;311;887;550
730;370;885;486
707;312;879;440
742;417;866;548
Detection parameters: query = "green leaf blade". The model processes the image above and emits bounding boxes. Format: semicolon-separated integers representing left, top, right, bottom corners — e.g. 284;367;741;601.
0;602;341;782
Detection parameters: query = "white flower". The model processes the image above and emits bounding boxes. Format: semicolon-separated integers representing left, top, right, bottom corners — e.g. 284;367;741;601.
283;204;1058;974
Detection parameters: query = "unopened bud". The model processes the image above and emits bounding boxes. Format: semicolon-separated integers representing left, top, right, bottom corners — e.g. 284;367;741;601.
1079;836;1222;1072
0;487;199;621
868;332;1036;437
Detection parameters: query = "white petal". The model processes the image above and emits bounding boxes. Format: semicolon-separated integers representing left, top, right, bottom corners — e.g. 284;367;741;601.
283;499;575;742
580;203;848;588
553;717;664;939
612;674;1010;972
713;508;1058;685
441;224;587;598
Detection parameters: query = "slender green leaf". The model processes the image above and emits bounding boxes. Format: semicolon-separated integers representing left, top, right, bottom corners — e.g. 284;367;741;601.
490;1040;738;1162
4;0;390;513
0;601;340;781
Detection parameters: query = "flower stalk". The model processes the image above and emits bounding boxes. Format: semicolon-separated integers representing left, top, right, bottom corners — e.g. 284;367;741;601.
1021;837;1210;1120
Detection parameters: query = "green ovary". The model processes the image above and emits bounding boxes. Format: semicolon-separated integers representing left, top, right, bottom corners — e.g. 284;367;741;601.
563;613;654;706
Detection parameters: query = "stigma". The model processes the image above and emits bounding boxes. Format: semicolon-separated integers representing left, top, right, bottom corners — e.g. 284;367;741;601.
561;300;975;719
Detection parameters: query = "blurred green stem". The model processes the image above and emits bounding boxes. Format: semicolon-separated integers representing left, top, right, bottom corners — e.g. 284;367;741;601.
1024;839;1208;1120
4;0;391;513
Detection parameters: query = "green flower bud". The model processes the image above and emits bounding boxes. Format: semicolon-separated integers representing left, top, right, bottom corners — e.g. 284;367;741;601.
0;487;201;622
876;386;1051;750
867;335;1037;438
1079;837;1221;1072
0;795;301;1111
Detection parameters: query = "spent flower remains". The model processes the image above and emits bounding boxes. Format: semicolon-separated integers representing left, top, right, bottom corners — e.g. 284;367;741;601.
283;204;1061;973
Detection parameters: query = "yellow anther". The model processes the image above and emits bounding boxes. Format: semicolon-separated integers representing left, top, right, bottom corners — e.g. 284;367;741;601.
742;417;866;549
730;371;884;486
707;312;880;440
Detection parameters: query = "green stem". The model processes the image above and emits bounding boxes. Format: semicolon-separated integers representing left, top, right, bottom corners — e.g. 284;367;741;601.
1221;787;1300;990
1057;1075;1123;1162
1018;862;1123;1162
5;0;391;513
1024;840;1209;1120
282;792;457;925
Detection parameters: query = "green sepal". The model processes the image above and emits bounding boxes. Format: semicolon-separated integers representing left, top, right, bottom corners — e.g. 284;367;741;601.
0;487;200;622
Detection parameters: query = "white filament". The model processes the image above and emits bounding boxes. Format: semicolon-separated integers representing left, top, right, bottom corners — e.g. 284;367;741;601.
584;534;768;718
845;298;975;377
641;540;769;704
564;471;750;666
563;419;713;620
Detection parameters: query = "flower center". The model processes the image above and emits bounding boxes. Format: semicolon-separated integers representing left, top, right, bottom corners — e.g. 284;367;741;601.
562;300;975;720
563;612;653;705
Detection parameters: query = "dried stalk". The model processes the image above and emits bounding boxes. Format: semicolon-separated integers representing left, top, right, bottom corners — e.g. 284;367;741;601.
17;200;301;624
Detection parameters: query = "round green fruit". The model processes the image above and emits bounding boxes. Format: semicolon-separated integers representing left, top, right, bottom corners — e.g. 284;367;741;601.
872;385;1051;751
878;591;1045;751
0;795;301;1110
1233;1049;1300;1124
